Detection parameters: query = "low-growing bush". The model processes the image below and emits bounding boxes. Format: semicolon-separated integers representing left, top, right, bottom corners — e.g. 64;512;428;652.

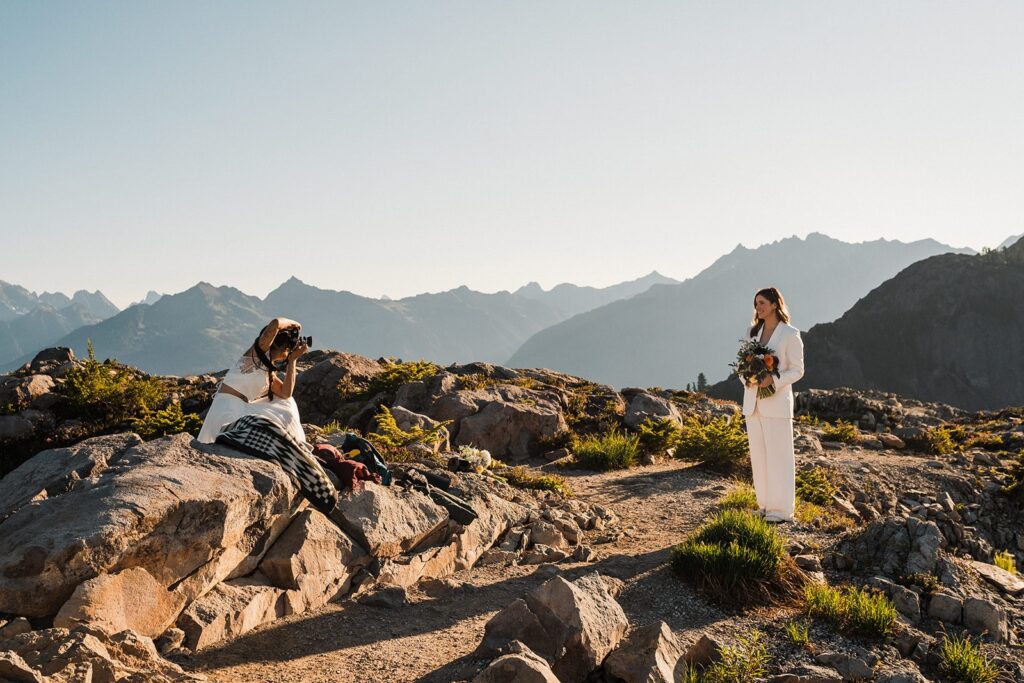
796;414;821;427
671;509;804;605
498;466;573;497
675;415;749;471
718;481;759;511
636;417;682;455
937;632;1001;683
804;583;897;639
129;402;203;440
572;430;640;471
700;630;770;683
897;572;940;593
795;466;839;506
368;405;450;449
924;426;956;455
994;550;1017;575
340;358;440;402
63;342;166;426
821;419;859;445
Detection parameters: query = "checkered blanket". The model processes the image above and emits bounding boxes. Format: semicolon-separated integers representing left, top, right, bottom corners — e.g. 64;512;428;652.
215;414;338;514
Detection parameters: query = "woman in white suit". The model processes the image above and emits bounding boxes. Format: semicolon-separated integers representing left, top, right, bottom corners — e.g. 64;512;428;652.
741;287;804;522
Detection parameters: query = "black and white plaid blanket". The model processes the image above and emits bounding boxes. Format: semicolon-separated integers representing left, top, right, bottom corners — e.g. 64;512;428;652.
215;414;338;514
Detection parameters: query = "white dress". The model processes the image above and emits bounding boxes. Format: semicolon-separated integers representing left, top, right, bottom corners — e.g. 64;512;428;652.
197;352;306;445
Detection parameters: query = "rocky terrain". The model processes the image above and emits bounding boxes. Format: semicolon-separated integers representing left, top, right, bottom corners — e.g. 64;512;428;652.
1;347;1023;681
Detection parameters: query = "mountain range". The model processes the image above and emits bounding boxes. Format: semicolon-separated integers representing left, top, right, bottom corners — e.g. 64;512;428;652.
506;233;973;389
1;272;679;375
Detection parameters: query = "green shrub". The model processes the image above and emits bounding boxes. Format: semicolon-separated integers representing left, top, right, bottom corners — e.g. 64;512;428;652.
804;583;897;639
994;550;1017;575
498;466;573;497
320;420;344;435
636;417;682;455
795;466;838;506
63;341;166;426
368;405;450;449
938;633;1001;683
821;419;859;445
784;620;811;649
129;402;203;440
925;426;956;455
675;415;749;471
700;630;770;683
537;429;574;452
340;358;439;402
572;430;640;471
796;414;821;427
671;509;803;605
678;662;701;683
718;481;759;511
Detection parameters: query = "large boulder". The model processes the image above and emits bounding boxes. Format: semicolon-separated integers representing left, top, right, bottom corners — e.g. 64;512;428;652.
258;508;370;609
292;352;385;424
176;573;285;651
0;433;300;618
54;566;183;638
480;572;629;682
455;391;567;461
602;621;685;683
622;391;682;430
0;374;55;411
333;481;449;558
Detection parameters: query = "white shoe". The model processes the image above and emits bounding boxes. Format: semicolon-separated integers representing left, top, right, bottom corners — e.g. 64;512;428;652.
764;514;792;524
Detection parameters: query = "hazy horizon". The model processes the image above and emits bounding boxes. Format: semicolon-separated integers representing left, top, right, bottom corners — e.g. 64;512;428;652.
3;2;1022;309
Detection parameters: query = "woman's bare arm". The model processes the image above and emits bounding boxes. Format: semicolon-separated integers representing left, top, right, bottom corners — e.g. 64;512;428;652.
271;338;308;399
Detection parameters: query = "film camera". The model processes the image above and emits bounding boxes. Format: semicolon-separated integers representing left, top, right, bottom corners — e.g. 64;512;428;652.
277;326;312;350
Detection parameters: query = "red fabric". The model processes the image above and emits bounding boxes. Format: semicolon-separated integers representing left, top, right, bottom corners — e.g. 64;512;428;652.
313;443;381;492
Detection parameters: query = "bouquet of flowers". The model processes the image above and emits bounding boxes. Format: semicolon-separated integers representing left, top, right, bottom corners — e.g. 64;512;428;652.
731;339;780;399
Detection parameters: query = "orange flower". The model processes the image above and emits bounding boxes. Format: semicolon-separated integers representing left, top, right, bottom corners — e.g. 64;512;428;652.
765;355;775;368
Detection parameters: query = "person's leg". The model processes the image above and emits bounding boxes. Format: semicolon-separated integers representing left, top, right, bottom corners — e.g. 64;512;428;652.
763;417;796;521
745;407;768;514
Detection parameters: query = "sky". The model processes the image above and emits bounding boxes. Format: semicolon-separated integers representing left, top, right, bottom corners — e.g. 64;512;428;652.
2;1;1022;309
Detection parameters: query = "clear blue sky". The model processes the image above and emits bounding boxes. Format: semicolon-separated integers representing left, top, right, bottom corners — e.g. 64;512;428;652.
2;1;1022;308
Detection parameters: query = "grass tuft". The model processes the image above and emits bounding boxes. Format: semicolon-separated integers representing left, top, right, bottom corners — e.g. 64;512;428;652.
700;630;771;683
804;583;897;639
938;632;1001;683
994;550;1017;575
671;509;805;606
794;501;856;532
718;481;759;511
783;619;811;650
572;429;640;471
498;466;573;497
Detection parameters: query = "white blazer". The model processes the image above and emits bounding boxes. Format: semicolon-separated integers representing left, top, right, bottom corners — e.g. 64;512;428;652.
740;322;804;418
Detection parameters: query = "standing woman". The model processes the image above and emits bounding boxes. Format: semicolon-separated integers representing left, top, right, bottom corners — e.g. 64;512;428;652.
741;287;804;523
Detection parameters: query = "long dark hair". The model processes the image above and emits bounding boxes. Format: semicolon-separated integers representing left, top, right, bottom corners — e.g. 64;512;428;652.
749;287;791;337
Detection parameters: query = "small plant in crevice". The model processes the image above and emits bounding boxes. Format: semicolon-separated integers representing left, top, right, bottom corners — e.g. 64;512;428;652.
783;619;812;650
804;583;897;640
937;632;1001;683
699;630;771;683
994;550;1017;575
821;419;860;445
497;466;573;497
795;466;839;506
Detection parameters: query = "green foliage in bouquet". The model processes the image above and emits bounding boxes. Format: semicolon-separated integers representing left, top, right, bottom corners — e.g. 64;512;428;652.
804;583;896;639
821;420;860;445
64;341;166;426
675;415;749;471
671;509;804;606
129;402;203;441
795;466;839;506
572;429;640;471
636;417;682;455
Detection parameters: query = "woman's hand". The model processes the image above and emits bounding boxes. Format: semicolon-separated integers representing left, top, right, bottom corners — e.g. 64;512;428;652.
286;339;309;362
758;375;775;388
275;317;301;331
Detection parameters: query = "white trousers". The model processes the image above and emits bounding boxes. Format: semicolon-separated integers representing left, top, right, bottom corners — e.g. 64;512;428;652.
745;405;795;520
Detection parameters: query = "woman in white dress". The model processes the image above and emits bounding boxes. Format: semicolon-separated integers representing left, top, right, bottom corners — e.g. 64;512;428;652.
741;287;804;523
198;317;309;445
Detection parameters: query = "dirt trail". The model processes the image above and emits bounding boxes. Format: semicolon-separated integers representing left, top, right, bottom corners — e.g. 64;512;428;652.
183;460;735;682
